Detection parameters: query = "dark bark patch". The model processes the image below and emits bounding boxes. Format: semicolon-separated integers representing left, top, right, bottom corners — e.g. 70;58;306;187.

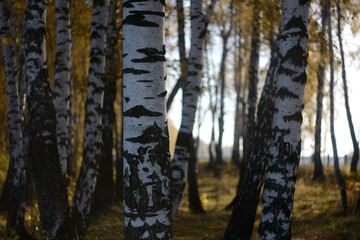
282;45;307;68
157;91;167;97
284;16;307;34
125;97;130;102
133;47;166;63
283;111;302;123
123;68;150;75
126;122;162;144
276;87;298;100
123;15;159;27
124;105;162;118
292;71;307;85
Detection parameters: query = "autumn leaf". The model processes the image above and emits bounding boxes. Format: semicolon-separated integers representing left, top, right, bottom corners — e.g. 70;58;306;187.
15;0;27;10
2;37;13;45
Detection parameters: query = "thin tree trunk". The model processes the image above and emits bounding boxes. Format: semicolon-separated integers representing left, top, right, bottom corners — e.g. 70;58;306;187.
336;0;359;173
0;1;29;237
224;34;278;240
123;1;172;238
71;0;109;236
171;0;217;216
166;0;187;112
313;0;328;181
53;0;72;176
215;0;234;178
242;2;260;179
328;6;347;213
258;1;310;239
92;0;119;212
24;0;72;238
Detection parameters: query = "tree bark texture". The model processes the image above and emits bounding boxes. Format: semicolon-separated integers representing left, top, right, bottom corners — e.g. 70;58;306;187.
171;0;206;216
336;0;359;173
312;0;328;181
72;0;109;236
23;0;71;239
258;0;310;239
0;1;28;237
53;0;72;176
328;7;347;213
224;35;278;240
92;0;119;213
242;2;260;176
123;0;172;238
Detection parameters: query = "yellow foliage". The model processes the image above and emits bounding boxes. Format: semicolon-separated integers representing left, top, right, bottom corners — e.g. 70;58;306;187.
14;0;26;10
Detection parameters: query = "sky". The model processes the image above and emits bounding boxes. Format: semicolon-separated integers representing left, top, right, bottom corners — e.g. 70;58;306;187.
167;26;360;159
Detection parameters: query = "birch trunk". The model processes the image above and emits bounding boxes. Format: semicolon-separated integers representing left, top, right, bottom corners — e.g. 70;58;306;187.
258;0;310;238
23;0;71;238
0;1;28;237
123;0;172;238
171;0;206;216
71;0;109;236
328;5;347;213
225;36;278;240
53;0;72;176
313;0;327;181
336;0;359;173
93;0;119;212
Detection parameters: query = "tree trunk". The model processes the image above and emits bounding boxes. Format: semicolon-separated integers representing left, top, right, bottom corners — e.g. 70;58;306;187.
336;0;359;173
0;1;29;237
71;0;109;236
188;136;205;214
312;0;328;181
53;0;72;176
171;0;207;216
258;1;310;239
92;0;119;213
231;22;243;167
328;6;347;213
224;34;278;240
166;0;187;112
24;0;72;239
123;1;172;238
242;2;260;179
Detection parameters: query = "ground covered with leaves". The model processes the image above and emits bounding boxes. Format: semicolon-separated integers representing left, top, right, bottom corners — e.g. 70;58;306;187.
0;162;359;239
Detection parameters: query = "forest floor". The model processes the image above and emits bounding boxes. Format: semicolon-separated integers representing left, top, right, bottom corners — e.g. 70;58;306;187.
0;162;359;239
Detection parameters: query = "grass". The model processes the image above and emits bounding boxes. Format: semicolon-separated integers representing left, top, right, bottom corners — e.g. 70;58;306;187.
0;162;359;239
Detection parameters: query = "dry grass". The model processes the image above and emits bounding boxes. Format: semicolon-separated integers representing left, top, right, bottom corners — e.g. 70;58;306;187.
0;161;359;239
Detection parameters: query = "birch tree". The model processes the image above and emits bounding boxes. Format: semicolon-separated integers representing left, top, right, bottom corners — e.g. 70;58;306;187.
123;0;172;238
23;0;71;238
328;3;347;213
71;0;109;236
312;0;328;181
0;1;28;237
336;0;359;173
93;0;119;212
258;0;310;238
171;0;217;216
53;0;72;176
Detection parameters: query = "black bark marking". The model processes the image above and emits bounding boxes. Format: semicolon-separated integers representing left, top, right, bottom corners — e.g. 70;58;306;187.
125;97;130;102
277;65;296;76
282;45;307;68
293;71;307;85
123;68;150;75
123;14;158;27
157;91;167;97
124;105;162;118
133;46;166;63
276;87;298;100
283;111;303;123
284;16;307;34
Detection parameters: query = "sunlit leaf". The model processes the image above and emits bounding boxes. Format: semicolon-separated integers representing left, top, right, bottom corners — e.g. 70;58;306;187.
2;37;13;45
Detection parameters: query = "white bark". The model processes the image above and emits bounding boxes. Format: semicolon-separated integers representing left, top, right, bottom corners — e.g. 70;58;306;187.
72;0;109;235
53;0;72;175
259;0;310;239
171;0;206;216
123;0;172;238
